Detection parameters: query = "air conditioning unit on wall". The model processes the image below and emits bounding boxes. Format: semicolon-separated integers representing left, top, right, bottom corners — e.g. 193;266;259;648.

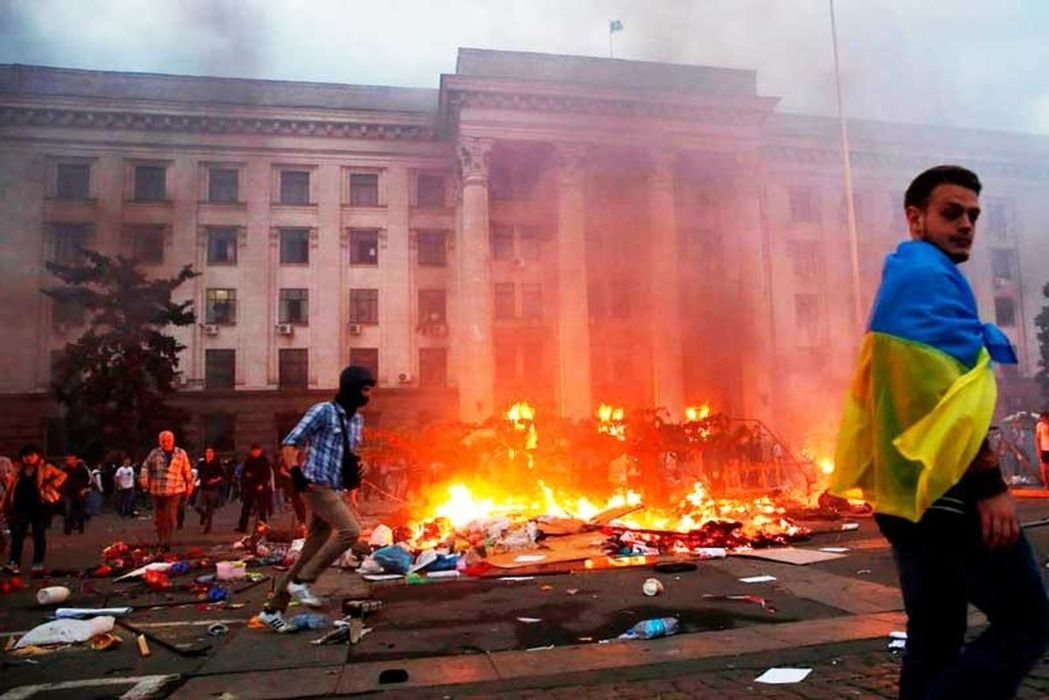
275;323;294;335
202;323;219;335
398;372;413;384
349;323;363;335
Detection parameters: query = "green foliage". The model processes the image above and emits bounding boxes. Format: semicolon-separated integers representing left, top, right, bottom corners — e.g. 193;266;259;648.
1037;282;1049;404
44;250;199;456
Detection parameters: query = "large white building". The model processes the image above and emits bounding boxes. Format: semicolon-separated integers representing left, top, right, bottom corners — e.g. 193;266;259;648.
1;49;1047;455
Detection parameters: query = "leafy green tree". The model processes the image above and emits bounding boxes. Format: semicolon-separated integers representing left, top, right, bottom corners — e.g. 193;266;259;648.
44;250;199;456
1037;281;1049;404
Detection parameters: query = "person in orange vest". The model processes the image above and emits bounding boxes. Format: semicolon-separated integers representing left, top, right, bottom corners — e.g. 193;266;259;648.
1037;410;1049;488
3;445;66;574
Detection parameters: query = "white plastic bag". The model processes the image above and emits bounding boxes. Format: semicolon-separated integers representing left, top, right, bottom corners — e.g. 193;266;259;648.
16;616;115;648
368;524;393;548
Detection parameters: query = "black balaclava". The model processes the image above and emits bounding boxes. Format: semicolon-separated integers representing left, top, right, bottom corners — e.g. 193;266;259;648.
334;365;376;415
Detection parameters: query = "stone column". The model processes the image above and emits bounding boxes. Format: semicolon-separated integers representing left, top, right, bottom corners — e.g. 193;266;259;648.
555;143;593;420
648;148;685;418
454;137;495;423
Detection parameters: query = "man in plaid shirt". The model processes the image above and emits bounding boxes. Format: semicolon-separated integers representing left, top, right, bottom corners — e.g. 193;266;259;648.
260;365;374;632
140;430;194;549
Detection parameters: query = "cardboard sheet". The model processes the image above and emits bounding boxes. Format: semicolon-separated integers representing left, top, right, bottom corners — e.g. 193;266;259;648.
732;547;846;566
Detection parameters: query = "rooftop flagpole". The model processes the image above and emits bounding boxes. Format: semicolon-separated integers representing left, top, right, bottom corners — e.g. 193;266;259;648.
830;0;864;332
609;20;623;58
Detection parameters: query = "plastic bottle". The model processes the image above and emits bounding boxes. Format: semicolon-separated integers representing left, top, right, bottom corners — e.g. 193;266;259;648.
289;613;329;631
36;586;71;605
619;617;679;640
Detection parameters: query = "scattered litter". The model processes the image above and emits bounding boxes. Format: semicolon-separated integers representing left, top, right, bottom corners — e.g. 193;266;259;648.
890;631;907;639
527;644;555;651
289;613;329;632
35;586;71;605
89;633;122;651
55;607;133;619
619;617;679;640
694;548;728;559
136;633;151;657
734;547;845;565
372;545;413;574
739;575;777;584
360;574;404;582
115;562;172;582
216;561;247;581
497;576;535;582
819;547;850;553
369;524;394;547
144;568;172;590
578;636;593;642
702;594;777;613
15;616;115;648
516;617;542;623
566;588;580;596
889;638;906;650
425;570;461;579
540;585;553;592
755;667;811;684
207;623;229;637
840;523;860;531
206;585;229;603
514;555;546;563
856;569;872;575
642;578;664;596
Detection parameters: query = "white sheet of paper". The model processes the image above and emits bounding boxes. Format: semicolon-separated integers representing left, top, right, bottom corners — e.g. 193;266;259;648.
755;668;812;684
514;555;547;563
498;576;535;581
739;575;777;584
516;617;542;623
819;547;850;553
734;548;844;565
360;574;405;581
888;639;907;649
840;522;860;531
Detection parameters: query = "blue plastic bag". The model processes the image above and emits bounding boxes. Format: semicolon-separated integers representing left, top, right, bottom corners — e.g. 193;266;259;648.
372;546;412;574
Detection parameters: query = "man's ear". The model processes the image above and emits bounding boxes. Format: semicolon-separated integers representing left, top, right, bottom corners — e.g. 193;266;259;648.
905;205;923;240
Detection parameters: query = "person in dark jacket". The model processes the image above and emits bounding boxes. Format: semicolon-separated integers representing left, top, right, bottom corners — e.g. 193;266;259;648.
196;447;225;534
237;444;273;532
4;445;66;574
61;452;91;535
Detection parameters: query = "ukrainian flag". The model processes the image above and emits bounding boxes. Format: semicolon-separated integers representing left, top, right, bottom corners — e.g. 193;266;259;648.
831;240;1017;522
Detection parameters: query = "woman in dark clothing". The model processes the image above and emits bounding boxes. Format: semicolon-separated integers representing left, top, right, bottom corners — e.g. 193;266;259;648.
3;445;66;574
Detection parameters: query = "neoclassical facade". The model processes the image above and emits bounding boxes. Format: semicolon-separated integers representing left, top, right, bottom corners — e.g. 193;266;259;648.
1;49;1047;455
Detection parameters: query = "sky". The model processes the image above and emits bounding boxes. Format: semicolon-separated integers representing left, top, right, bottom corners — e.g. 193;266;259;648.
1;0;1047;134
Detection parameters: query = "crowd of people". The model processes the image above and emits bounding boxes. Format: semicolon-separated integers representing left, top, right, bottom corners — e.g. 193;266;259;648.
0;433;312;573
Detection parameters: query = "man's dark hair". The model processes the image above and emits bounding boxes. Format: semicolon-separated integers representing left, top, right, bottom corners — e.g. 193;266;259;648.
904;165;981;210
18;444;43;459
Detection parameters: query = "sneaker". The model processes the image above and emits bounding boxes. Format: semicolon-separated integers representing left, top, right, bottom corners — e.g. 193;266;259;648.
287;580;323;608
259;609;292;633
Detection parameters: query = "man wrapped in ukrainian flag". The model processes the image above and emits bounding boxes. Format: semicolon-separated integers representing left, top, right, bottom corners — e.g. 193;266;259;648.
831;166;1049;700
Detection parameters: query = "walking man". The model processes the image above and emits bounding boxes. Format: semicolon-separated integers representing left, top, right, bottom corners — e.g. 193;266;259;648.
196;447;225;534
831;165;1049;698
140;431;194;550
259;365;374;631
61;452;90;535
237;443;273;533
114;458;136;517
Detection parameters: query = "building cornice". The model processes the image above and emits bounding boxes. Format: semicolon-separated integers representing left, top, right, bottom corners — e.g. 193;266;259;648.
0;104;437;141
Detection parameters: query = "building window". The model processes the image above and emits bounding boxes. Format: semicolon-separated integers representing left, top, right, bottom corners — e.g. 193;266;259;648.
521;283;543;319
349;288;379;324
133;225;165;264
789;187;818;223
491;224;514;260
350;173;380;206
490;161;537;201
134;165;166;201
208;168;239;203
205;288;237;325
518;226;541;260
205;349;235;389
280;170;310;205
349;348;379;380
991;248;1015;284
794;293;821;338
416;174;445;207
203;413;236;451
417;231;447;267
52;223;91;264
418;289;446;325
349;229;379;265
494;282;516;320
994;297;1016;327
786;240;824;283
206;227;238;265
419;347;447;386
279;289;309;325
52;298;85;327
279;228;310;264
278;349;308;389
56;163;90;200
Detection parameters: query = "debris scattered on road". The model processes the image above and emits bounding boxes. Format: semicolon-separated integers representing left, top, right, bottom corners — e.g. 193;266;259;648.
738;575;777;584
207;623;229;637
819;547;850;553
755;667;812;684
642;577;664;596
55;607;133;619
35;586;71;605
89;632;122;651
619;617;679;640
136;633;151;657
15;615;115;648
516;617;542;623
888;630;907;650
856;569;872;575
701;594;776;613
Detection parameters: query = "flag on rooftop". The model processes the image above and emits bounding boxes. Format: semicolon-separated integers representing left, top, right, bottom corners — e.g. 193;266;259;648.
609;20;624;33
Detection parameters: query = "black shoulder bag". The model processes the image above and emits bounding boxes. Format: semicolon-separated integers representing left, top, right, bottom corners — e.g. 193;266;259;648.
334;402;362;491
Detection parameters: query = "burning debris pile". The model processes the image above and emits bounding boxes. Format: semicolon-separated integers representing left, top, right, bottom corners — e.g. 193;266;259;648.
354;401;831;578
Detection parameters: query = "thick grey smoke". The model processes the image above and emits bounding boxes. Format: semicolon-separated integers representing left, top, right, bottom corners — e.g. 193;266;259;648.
1;0;1046;133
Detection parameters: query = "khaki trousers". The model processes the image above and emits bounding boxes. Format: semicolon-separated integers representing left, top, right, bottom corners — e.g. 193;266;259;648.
271;484;360;612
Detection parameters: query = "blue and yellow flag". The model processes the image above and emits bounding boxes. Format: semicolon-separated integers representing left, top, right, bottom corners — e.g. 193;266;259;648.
830;240;1017;521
